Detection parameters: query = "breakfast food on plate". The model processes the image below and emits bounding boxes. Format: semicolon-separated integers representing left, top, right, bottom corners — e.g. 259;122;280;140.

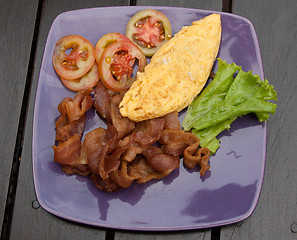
52;35;98;91
51;13;219;192
53;35;95;80
52;89;93;175
60;63;99;91
94;32;132;64
125;9;172;57
94;32;148;91
119;13;222;122
53;83;210;192
51;9;278;193
53;32;147;92
98;40;147;91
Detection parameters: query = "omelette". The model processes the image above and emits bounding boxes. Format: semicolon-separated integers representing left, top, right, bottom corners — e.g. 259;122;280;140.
119;14;222;122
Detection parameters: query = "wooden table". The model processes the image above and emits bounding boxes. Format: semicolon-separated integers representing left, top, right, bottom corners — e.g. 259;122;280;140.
1;0;296;239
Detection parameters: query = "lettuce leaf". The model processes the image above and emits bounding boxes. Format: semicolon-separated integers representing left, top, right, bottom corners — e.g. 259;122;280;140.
192;117;236;153
182;58;277;153
183;59;241;131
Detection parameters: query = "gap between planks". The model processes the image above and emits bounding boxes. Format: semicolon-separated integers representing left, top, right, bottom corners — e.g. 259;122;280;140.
0;0;44;240
210;1;232;240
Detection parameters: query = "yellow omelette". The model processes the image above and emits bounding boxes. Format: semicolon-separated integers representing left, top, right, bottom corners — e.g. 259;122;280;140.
119;13;222;122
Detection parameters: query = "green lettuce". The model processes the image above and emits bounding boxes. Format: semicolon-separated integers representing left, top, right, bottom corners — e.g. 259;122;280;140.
182;58;277;153
192;117;236;153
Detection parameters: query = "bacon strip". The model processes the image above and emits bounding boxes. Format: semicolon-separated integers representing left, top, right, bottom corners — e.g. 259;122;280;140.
55;115;85;142
129;158;168;184
94;81;135;139
82;125;118;179
184;146;211;176
160;129;211;176
93;81;112;120
53;90;93;176
121;118;165;162
163;111;181;130
109;161;136;189
53;134;81;165
142;146;180;174
58;89;93;122
91;173;119;192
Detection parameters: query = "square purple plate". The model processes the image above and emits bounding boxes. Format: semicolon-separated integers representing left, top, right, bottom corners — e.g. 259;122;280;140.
33;6;266;231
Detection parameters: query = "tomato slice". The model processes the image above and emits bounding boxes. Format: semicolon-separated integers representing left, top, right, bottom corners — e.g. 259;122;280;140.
94;32;131;64
60;63;99;91
126;9;172;57
53;35;95;80
98;41;147;91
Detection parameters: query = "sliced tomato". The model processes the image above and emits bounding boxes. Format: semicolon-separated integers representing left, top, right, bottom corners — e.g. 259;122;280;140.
126;9;172;57
98;41;147;91
53;35;95;80
60;63;99;91
95;32;131;64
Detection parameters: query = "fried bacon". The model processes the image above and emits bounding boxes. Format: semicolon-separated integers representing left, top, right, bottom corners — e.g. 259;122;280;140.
53;134;81;165
91;173;120;192
53;89;93;176
53;83;211;192
129;158;170;183
109;161;136;189
184;146;211;176
142;146;180;174
120;118;165;162
94;81;135;139
160;129;210;176
58;89;93;122
55;115;85;142
162;111;181;130
82;128;110;176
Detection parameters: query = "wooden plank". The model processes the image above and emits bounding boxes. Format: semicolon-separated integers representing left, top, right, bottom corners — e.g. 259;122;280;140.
9;1;130;240
0;0;39;236
221;0;297;239
114;2;221;240
115;230;211;240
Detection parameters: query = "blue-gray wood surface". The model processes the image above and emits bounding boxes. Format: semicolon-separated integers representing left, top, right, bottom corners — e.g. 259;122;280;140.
0;0;295;240
0;0;39;237
221;0;297;239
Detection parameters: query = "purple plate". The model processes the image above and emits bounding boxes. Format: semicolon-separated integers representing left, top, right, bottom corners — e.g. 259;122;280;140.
33;6;266;231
